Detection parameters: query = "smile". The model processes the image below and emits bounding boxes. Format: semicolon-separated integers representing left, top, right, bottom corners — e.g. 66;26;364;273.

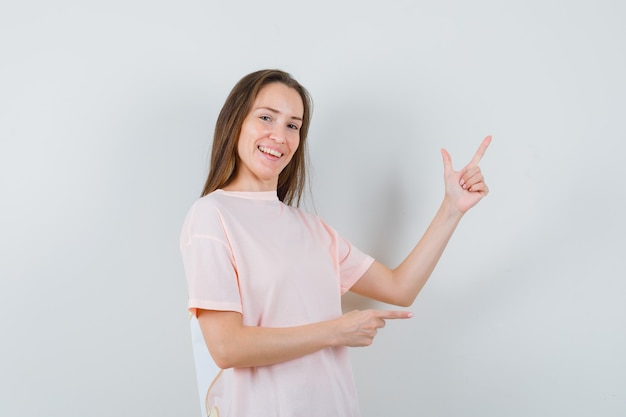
258;146;283;158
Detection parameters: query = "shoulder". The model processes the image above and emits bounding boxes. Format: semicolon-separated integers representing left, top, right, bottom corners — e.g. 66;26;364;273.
181;192;230;241
188;190;240;218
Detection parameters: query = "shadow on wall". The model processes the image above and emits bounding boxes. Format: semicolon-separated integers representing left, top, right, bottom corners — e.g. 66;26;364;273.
340;165;414;313
314;93;427;312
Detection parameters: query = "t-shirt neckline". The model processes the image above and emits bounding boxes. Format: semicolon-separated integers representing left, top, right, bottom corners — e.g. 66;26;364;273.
216;189;279;201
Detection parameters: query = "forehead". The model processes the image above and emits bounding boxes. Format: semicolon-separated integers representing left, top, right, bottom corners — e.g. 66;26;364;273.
252;82;304;117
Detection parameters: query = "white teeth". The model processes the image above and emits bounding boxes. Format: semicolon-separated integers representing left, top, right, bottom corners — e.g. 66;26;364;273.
258;146;282;157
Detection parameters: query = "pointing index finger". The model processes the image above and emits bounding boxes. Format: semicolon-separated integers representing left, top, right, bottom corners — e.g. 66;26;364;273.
375;310;413;320
468;135;492;166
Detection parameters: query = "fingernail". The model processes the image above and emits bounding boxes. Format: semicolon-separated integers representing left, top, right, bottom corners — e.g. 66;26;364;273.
407;312;413;318
460;179;465;186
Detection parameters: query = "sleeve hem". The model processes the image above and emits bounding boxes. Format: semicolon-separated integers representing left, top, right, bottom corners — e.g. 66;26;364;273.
340;255;375;295
188;300;243;317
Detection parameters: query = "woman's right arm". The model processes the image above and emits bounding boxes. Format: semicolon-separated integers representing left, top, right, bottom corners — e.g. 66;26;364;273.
197;308;411;369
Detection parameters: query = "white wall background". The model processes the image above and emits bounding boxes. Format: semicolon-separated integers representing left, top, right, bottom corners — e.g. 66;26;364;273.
1;1;624;416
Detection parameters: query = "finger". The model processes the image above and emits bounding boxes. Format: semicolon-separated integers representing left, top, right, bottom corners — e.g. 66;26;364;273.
462;165;481;179
375;310;413;320
441;148;453;175
460;168;482;189
468;135;492;167
468;181;489;195
465;177;485;191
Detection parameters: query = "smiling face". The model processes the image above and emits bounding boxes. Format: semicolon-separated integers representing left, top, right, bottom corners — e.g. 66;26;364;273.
225;82;305;192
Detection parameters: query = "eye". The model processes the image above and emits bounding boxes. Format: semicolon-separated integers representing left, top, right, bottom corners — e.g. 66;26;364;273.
288;123;300;131
259;115;271;122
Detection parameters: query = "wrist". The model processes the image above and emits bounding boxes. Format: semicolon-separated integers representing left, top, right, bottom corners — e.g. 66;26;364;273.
440;197;465;222
325;317;343;348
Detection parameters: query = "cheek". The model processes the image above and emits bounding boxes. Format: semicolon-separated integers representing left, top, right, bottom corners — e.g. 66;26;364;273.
289;135;301;152
285;141;300;165
237;126;255;153
236;137;245;159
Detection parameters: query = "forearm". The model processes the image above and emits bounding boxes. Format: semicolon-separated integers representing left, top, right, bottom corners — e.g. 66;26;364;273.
198;310;339;369
197;308;410;369
352;198;463;307
392;198;463;303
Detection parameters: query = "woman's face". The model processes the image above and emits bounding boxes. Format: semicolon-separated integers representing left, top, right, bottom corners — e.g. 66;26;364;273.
229;82;304;192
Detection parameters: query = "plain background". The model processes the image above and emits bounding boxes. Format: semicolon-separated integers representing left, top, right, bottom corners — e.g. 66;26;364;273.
1;1;625;416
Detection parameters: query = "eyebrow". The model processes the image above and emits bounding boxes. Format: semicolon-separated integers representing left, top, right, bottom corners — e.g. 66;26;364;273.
256;106;303;121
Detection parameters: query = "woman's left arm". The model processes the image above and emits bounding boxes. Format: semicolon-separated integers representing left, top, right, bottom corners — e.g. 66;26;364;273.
350;136;492;307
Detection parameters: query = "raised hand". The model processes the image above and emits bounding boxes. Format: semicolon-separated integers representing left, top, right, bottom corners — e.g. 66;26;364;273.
441;135;491;214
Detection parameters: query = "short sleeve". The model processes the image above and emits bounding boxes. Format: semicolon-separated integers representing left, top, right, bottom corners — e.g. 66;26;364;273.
320;219;374;294
180;201;242;317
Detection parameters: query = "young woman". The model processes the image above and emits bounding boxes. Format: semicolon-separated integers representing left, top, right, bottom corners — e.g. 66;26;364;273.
180;69;491;416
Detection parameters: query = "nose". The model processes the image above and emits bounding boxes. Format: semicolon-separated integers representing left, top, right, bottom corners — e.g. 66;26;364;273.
269;126;286;144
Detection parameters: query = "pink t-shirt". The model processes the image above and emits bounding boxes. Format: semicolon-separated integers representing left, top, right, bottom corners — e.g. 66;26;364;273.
180;190;374;417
